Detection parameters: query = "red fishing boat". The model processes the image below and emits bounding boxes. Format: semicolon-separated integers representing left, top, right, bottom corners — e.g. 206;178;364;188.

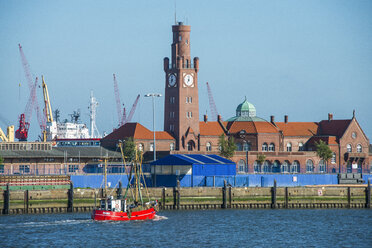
92;142;158;221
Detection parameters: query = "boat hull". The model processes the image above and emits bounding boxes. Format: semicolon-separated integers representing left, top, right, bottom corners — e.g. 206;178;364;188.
92;208;156;221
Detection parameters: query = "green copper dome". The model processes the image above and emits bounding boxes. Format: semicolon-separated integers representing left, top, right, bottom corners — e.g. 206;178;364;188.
236;97;256;117
226;97;266;122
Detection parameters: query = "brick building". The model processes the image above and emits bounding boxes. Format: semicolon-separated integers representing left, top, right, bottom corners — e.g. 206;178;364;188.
101;22;371;174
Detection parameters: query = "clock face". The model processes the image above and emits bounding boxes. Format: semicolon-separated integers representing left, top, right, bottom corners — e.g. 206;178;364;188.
184;74;194;86
168;74;176;87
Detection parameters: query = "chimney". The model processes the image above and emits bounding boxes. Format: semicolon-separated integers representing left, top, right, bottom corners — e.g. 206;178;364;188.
204;114;208;123
328;113;333;121
284;115;288;123
270;115;275;124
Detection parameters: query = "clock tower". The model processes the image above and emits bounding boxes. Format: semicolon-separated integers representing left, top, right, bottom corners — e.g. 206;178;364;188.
164;22;200;151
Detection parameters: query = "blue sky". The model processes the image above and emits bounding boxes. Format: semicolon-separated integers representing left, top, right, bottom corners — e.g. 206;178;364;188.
0;0;371;141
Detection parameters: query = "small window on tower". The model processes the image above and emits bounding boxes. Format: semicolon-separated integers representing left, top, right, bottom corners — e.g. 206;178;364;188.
179;35;182;41
186;39;188;44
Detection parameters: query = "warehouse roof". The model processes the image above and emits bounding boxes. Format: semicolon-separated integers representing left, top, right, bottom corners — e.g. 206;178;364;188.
150;154;235;166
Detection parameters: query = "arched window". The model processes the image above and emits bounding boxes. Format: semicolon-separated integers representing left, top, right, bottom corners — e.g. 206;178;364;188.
331;152;336;163
187;140;195;151
263;161;271;173
236;143;242;151
286;143;292;152
347;144;352;152
298;142;304;151
319;160;326;173
357;144;362;153
272;160;281;173
170;143;175;151
206;142;212;151
262;143;268;151
254;161;261;173
243;141;251;151
291;161;300;173
306;160;314;173
269;143;275;151
138;143;144;152
149;143;154;151
282;161;289;173
238;160;246;173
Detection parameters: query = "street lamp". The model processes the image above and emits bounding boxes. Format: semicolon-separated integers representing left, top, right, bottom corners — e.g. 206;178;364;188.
144;93;162;162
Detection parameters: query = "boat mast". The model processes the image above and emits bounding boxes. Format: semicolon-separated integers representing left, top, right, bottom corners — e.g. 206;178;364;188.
104;158;107;199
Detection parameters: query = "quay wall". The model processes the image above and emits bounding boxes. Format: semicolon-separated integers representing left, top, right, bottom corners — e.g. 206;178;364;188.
1;185;370;214
69;174;372;188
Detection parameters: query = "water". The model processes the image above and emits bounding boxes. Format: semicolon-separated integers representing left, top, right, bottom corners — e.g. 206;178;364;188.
0;209;371;248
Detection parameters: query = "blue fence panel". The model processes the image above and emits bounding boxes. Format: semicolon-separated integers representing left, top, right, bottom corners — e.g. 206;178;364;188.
363;174;372;184
71;175;130;188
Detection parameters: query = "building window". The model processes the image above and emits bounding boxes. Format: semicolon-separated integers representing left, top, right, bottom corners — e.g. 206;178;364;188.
357;144;362;153
272;161;280;173
186;97;192;103
170;112;175;118
238;159;246;173
150;143;154;151
186;112;193;118
170;96;175;104
68;165;79;173
298;142;304;151
186;59;189;68
347;144;352;152
291;161;300;173
170;124;174;132
19;165;30;174
179;35;182;41
286;143;292;152
138;143;143;152
268;143;275;151
319;160;326;173
262;143;268;151
236;143;242;151
170;143;175;151
331;152;336;164
243;142;251;151
206;142;211;151
0;164;4;174
187;140;195;151
282;161;289;173
263;161;270;173
254;161;260;173
306;160;314;173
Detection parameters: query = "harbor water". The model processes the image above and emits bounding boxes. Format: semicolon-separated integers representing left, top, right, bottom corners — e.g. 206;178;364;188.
1;209;371;247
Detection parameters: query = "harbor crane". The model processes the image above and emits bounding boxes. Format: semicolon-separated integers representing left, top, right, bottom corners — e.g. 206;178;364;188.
17;44;46;140
206;82;220;121
112;74;140;126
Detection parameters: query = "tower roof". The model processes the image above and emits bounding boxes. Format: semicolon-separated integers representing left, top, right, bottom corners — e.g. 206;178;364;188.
226;97;263;122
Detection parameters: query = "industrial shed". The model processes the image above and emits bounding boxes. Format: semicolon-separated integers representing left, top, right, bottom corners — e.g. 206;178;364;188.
150;154;236;187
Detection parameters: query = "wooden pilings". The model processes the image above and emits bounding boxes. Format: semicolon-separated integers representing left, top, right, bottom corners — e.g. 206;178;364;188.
222;180;227;209
67;182;74;212
272;180;277;209
3;184;10;215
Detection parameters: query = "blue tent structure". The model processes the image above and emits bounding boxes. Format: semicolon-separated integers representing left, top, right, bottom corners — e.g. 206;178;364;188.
150;154;236;187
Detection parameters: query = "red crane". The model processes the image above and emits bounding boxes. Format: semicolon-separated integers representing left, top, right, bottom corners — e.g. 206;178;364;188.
206;82;220;121
17;44;46;140
15;77;38;141
113;74;123;126
123;94;140;125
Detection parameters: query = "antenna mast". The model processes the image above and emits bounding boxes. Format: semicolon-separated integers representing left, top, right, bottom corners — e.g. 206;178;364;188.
89;91;100;138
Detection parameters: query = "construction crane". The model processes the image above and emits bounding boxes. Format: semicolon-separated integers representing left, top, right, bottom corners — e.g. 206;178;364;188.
206;82;220;121
113;74;123;126
18;44;46;140
123;94;140;125
0;126;14;142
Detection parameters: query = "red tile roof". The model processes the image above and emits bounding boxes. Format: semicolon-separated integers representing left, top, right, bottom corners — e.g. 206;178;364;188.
102;122;174;141
227;121;279;134
307;136;338;145
199;121;225;136
318;119;352;138
276;122;319;137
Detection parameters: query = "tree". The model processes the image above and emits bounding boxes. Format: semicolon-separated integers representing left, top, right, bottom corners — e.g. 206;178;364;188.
121;137;136;162
0;156;3;165
315;140;333;172
257;154;266;165
218;134;237;159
